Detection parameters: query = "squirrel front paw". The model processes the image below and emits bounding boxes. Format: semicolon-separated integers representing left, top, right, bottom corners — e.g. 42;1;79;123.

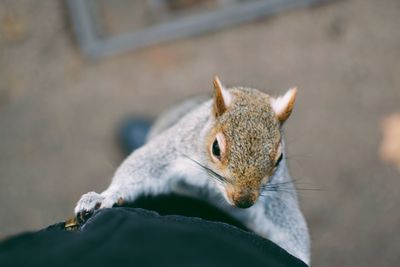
74;192;108;223
74;191;124;223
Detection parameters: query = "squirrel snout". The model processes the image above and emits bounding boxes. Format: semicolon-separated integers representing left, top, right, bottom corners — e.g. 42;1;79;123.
227;188;259;209
233;196;254;209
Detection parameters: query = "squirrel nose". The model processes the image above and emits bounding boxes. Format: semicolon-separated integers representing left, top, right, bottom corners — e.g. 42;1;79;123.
226;187;259;209
233;196;254;209
231;190;258;209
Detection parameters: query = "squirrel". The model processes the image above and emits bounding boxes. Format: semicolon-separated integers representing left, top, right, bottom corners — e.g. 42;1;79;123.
74;77;310;264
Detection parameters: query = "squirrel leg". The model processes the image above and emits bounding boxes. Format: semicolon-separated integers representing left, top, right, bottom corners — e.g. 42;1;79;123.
74;171;176;217
75;130;181;218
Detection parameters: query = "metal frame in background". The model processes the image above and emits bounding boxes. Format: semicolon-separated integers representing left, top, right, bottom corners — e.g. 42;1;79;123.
67;0;330;60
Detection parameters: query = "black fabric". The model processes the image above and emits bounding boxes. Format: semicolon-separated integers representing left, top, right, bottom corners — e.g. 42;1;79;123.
0;196;307;267
129;194;249;230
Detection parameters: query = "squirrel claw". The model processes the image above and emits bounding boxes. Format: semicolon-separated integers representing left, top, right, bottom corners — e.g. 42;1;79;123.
76;210;93;225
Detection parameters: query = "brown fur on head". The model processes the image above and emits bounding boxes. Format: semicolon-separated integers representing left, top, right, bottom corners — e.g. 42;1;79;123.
207;77;296;208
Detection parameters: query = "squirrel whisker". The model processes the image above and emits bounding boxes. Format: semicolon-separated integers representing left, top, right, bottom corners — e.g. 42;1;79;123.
182;155;231;186
261;178;324;194
262;178;300;188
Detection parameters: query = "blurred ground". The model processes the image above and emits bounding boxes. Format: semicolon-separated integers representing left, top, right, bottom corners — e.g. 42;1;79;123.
1;0;400;266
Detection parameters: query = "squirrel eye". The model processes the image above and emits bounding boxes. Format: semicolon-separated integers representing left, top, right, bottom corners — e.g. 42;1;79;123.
212;139;221;159
275;153;283;167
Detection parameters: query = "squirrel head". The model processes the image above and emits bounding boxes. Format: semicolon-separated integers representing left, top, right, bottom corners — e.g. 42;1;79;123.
206;77;297;209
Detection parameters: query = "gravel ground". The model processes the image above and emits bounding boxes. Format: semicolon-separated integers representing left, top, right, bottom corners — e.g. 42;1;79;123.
1;0;399;266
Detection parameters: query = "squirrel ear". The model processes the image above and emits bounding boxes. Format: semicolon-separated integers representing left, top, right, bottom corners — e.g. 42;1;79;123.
213;76;232;117
270;87;297;123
